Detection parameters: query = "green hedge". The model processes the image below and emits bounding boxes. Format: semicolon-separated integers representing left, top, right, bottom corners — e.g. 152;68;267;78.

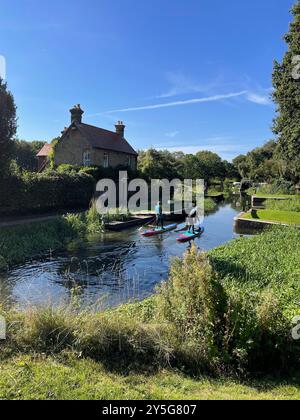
0;171;95;216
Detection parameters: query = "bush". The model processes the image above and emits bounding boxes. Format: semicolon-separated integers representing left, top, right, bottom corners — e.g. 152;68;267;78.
257;180;296;196
157;247;228;372
265;198;300;212
0;171;95;216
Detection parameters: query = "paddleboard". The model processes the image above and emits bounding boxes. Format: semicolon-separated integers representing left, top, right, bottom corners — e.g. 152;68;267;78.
141;224;178;237
176;227;205;243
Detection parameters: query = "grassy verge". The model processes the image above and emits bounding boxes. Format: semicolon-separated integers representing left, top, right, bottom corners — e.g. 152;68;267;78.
0;207;104;270
242;209;300;226
265;198;300;212
1;228;300;399
1;355;300;400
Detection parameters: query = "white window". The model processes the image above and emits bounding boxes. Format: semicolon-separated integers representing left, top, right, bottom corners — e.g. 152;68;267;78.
103;152;109;168
83;150;91;167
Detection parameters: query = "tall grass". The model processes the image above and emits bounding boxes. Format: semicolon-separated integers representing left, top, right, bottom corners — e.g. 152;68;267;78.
1;229;300;375
0;210;104;270
265;198;300;212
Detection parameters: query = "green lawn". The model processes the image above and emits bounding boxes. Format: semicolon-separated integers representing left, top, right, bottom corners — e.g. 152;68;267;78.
242;209;300;226
1;356;300;400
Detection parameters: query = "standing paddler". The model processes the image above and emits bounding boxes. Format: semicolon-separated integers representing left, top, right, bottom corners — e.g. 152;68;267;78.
155;201;165;230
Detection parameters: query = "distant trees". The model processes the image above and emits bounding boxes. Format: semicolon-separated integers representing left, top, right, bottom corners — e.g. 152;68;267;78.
272;0;300;182
232;141;281;182
0;78;17;178
138;148;239;184
11;140;46;172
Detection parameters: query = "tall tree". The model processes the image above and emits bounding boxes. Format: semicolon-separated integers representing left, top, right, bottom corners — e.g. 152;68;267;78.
272;1;300;181
0;78;17;177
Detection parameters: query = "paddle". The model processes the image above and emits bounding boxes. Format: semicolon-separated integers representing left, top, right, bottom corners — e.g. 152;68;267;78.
138;217;155;232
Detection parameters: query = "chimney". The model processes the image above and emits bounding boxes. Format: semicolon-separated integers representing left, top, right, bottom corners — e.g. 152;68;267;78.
115;121;125;138
70;104;84;124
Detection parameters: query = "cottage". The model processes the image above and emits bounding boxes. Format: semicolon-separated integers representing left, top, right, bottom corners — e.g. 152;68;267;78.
36;105;138;172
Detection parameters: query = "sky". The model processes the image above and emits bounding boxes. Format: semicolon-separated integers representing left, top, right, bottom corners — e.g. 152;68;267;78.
0;0;296;161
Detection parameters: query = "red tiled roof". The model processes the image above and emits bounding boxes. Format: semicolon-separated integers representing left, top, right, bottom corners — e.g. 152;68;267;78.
36;144;52;157
75;122;138;156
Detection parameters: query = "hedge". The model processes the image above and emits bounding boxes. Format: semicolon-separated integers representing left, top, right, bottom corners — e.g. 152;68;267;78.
0;171;95;216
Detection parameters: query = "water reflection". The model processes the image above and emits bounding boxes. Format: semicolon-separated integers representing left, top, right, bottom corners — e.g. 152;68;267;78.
0;200;246;310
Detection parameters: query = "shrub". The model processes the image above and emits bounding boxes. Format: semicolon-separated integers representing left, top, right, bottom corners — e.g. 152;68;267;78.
265;198;300;212
157;247;228;372
0;171;95;216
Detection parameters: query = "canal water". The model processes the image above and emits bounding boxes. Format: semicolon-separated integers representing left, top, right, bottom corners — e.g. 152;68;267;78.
0;199;245;310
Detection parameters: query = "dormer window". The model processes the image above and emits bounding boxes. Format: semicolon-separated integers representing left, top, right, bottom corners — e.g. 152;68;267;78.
83;150;91;167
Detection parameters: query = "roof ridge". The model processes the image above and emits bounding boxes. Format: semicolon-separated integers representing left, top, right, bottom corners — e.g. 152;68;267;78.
79;122;119;136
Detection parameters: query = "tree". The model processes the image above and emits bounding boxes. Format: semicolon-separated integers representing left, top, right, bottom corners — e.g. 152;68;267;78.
11;140;46;172
272;0;300;182
196;151;226;181
0;78;17;177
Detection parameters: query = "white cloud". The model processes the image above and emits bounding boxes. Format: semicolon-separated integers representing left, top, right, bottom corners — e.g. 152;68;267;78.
103;91;247;114
246;92;272;105
157;72;219;98
165;131;179;138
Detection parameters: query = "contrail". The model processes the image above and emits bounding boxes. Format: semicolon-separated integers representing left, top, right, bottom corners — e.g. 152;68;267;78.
102;91;248;114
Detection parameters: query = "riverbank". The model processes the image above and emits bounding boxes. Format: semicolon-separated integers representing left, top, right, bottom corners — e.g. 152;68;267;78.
0;209;104;270
1;227;300;399
0;199;219;271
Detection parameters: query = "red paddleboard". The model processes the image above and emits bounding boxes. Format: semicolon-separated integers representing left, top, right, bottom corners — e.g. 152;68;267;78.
141;224;178;237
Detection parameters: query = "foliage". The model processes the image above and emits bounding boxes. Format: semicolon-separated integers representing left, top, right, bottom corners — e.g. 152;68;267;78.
11;140;46;172
232;141;282;182
0;210;104;269
0;171;95;216
272;1;300;181
0;78;17;178
254;180;296;196
204;198;218;213
265;197;300;212
138;148;239;183
1;229;300;376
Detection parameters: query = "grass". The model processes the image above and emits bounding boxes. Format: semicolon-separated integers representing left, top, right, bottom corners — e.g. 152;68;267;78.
241;209;300;226
1;355;300;400
0;209;104;270
1;227;300;399
265;198;300;212
209;227;300;315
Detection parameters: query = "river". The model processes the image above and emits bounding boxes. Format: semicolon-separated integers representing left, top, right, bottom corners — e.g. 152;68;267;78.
0;198;246;310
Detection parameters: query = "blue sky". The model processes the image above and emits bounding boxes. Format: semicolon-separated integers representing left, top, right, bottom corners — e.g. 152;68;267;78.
0;0;295;160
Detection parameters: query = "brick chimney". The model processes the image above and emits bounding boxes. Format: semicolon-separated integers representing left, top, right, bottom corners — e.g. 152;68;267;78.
115;121;125;138
70;104;84;124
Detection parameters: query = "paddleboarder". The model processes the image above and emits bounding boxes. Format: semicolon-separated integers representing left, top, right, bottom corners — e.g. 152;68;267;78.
187;201;199;234
155;201;165;230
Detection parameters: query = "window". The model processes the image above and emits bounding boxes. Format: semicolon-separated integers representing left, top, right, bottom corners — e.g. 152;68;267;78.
83;150;91;167
127;155;132;167
103;152;109;168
